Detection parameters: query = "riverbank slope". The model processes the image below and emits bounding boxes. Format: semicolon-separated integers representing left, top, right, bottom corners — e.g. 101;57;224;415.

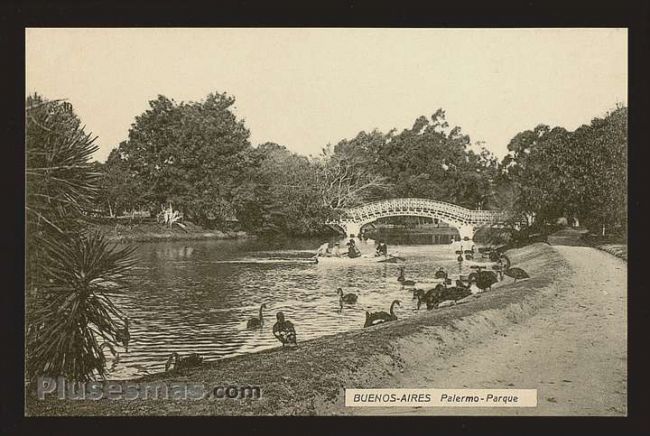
358;236;627;416
28;241;591;416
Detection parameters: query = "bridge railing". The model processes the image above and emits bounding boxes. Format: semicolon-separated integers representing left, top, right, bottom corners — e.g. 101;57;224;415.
339;198;507;225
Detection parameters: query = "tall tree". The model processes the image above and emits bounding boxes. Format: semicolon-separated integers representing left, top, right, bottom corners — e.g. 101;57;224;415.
501;105;627;235
327;109;498;209
115;92;252;227
95;147;144;216
316;140;392;210
571;106;627;235
243;142;332;235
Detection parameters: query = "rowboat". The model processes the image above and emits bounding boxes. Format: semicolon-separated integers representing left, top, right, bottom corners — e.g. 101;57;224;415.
315;254;404;264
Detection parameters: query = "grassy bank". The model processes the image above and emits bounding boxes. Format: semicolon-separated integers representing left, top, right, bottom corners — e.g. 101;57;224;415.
592;244;627;261
91;221;253;243
27;243;568;416
582;233;627;262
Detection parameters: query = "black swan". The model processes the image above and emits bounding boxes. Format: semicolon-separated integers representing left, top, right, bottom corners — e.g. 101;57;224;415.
337;288;358;304
417;285;471;309
416;288;440;310
499;254;512;270
364;300;400;327
491;264;505;280
412;288;426;301
474;270;499;291
441;286;472;302
164;352;203;371
397;267;416;286
247;303;267;328
434;267;448;279
503;267;530;282
273;312;297;346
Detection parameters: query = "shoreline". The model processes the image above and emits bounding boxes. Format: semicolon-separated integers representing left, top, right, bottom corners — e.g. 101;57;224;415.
593;244;627;262
92;221;340;243
579;232;627;262
27;242;569;416
103;230;254;243
90;221;255;243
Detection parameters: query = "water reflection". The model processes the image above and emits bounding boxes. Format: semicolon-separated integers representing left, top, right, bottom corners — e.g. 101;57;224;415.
107;233;477;379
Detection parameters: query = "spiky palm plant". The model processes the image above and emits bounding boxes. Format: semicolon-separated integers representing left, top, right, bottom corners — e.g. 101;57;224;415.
26;233;135;381
26;94;135;381
26;94;100;290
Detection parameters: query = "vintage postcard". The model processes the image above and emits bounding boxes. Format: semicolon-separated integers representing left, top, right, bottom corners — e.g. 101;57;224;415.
24;27;627;417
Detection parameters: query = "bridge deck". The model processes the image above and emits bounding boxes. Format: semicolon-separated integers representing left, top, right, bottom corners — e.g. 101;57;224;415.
329;198;507;227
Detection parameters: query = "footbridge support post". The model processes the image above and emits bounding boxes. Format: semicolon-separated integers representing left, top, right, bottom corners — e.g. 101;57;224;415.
458;224;475;241
341;222;362;238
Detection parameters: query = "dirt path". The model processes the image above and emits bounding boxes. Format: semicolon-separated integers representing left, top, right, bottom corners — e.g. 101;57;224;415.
354;243;627;416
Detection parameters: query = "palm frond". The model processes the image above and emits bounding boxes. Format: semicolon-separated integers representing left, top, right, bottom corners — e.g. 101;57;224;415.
26;232;136;381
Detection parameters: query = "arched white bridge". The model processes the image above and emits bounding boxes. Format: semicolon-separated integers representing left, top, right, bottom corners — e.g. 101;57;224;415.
326;197;510;241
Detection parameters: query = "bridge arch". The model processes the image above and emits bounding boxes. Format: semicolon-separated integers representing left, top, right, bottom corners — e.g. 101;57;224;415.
326;198;508;241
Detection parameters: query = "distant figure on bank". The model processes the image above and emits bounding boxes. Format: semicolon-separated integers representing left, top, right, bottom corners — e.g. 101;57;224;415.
272;312;297;347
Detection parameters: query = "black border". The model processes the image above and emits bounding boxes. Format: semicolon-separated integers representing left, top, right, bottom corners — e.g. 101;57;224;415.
2;1;649;435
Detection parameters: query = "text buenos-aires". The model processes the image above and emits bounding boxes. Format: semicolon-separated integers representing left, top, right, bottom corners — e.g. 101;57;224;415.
353;393;432;403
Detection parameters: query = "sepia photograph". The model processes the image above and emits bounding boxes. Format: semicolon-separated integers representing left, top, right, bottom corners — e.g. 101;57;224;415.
23;27;629;417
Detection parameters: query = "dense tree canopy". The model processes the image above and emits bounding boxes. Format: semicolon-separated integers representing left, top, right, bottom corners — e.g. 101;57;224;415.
501;106;627;235
107;93;253;226
93;90;626;238
325;109;500;209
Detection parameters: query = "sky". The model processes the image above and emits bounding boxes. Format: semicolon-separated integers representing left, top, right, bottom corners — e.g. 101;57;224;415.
26;28;627;162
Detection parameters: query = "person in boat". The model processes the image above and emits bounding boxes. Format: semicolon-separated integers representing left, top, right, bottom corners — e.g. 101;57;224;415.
346;238;361;258
331;242;342;257
316;242;330;257
359;228;368;241
376;240;388;257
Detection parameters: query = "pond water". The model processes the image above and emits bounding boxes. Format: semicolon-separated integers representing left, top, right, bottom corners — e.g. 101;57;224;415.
106;232;480;379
